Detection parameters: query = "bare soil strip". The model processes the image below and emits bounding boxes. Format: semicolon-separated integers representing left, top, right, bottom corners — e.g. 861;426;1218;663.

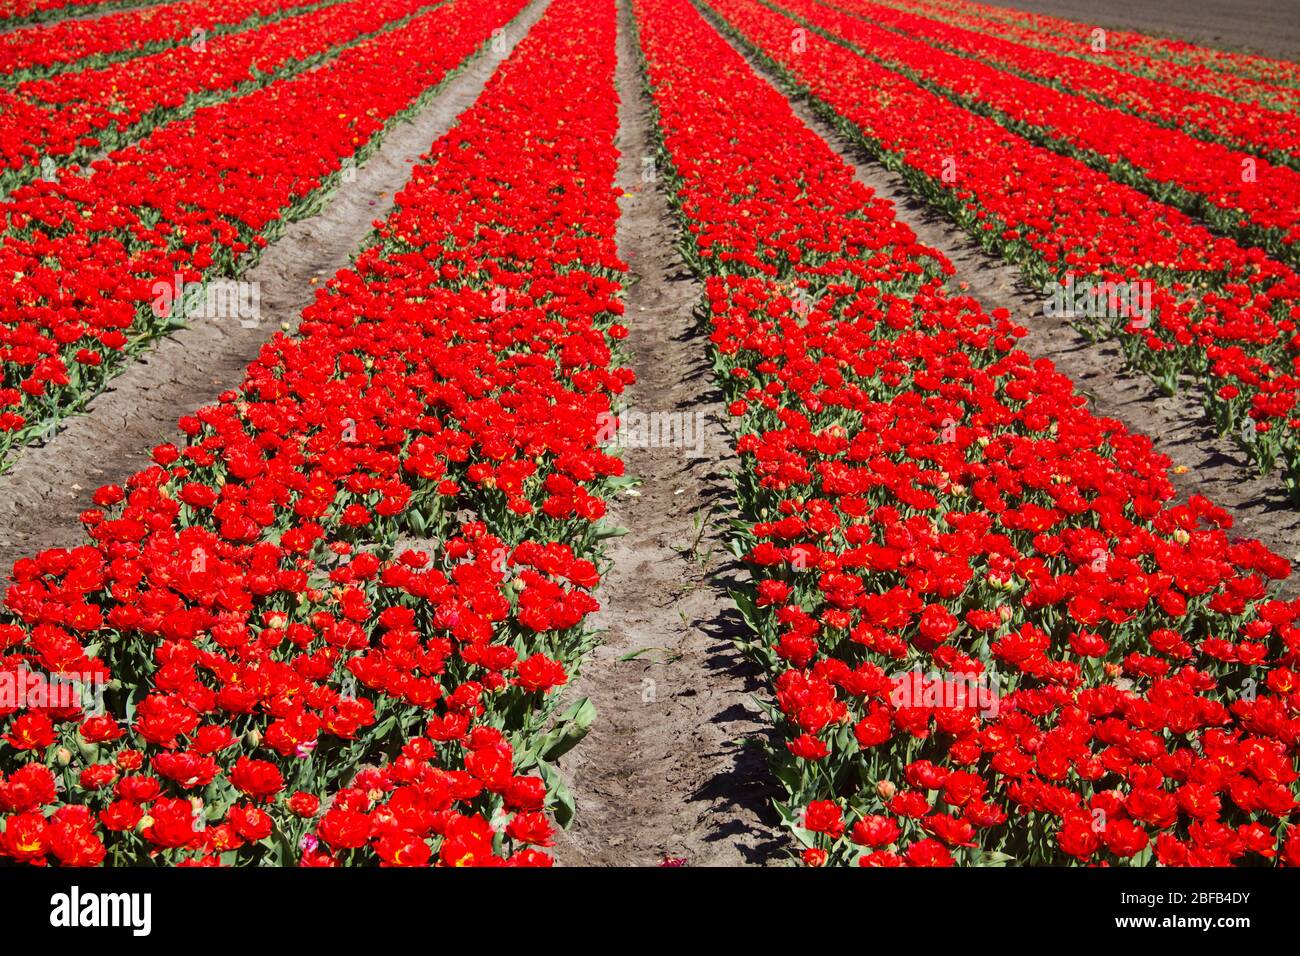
0;0;552;573
550;0;783;866
711;22;1300;594
991;0;1300;63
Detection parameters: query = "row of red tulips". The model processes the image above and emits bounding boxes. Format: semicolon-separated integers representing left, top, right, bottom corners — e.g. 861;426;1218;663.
636;0;1300;865
0;0;526;470
834;1;1300;172
706;0;1300;501
894;0;1300;97
0;0;629;866
0;0;443;198
941;0;1300;89
0;0;149;30
814;0;1300;259
0;0;323;81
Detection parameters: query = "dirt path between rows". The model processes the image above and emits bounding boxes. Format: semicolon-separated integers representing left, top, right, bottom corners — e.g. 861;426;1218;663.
0;0;552;574
550;0;783;867
712;22;1300;596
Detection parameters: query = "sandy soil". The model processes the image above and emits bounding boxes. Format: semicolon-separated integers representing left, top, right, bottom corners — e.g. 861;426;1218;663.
549;0;784;866
715;24;1300;595
992;0;1300;62
0;0;553;573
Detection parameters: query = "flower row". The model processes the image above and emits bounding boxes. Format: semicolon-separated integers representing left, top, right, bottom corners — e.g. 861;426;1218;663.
818;0;1300;168
0;0;444;197
708;0;1300;499
875;0;1300;112
0;0;629;867
901;0;1300;94
635;0;1300;866
0;0;146;30
0;0;323;81
816;0;1300;257
0;0;525;469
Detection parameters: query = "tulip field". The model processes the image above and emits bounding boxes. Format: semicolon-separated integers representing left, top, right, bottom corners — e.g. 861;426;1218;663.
0;0;1299;873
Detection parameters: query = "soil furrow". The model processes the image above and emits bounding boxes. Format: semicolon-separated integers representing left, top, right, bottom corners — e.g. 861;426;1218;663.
0;0;552;573
550;0;783;867
708;12;1300;593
